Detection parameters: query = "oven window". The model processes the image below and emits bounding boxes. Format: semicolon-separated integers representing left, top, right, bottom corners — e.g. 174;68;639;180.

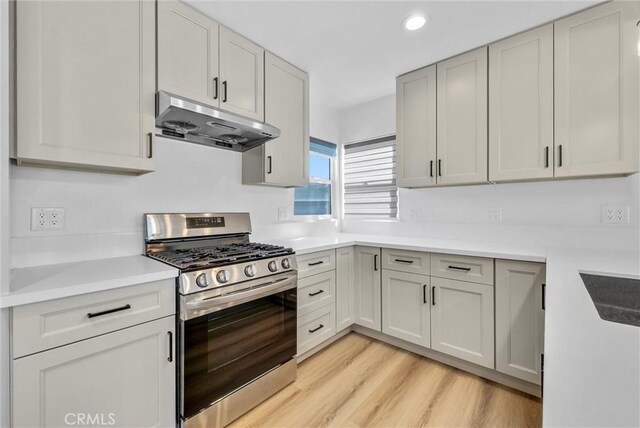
182;289;296;419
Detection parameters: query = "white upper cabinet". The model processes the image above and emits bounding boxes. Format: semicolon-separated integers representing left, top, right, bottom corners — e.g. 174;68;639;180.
436;47;488;186
489;24;554;182
157;0;219;106
396;65;437;187
219;26;265;121
554;1;639;177
16;0;155;174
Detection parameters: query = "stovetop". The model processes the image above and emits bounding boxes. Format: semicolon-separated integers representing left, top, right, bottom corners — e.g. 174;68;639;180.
148;242;294;271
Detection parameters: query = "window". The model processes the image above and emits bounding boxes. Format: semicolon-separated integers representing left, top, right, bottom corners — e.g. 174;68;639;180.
343;136;398;218
294;138;337;216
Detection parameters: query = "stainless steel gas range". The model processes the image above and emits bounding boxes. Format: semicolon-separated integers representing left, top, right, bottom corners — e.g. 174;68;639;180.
143;213;297;428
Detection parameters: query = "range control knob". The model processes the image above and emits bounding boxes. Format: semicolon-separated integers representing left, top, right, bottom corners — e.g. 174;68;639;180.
268;260;278;272
244;265;256;277
195;273;210;288
216;270;229;283
281;258;291;270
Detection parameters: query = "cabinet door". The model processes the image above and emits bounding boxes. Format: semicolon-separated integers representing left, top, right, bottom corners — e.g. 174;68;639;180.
554;1;639;177
431;277;494;368
157;0;219;107
16;1;155;174
354;246;382;331
336;247;355;332
382;270;430;347
489;24;554;182
263;52;309;186
396;65;437;188
219;26;264;121
436;47;488;185
13;316;175;428
495;260;545;384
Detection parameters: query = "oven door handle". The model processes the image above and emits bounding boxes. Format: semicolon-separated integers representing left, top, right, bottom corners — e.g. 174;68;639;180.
182;274;297;320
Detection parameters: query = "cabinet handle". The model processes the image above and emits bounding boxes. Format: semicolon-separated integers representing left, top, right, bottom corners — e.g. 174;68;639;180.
431;286;436;306
87;304;131;319
147;133;153;159
423;284;428;304
394;258;414;264
438;159;442;177
430;160;433;178
542;283;546;310
545;146;549;168
167;331;173;363
309;324;324;333
267;156;272;174
558;145;563;167
308;261;324;266
222;80;228;102
374;254;378;271
213;77;219;100
447;265;471;272
309;290;324;297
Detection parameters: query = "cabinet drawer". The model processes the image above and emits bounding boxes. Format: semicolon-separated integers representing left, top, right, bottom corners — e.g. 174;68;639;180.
382;248;430;275
12;279;175;358
298;271;335;316
431;253;494;285
297;304;336;355
297;250;336;278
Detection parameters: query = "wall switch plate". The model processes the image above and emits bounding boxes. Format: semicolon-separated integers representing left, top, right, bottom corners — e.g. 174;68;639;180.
409;207;423;219
601;205;629;224
488;207;502;222
31;207;65;231
278;207;290;221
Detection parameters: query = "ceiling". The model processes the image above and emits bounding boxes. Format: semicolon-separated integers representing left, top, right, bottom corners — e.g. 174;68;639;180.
186;1;600;110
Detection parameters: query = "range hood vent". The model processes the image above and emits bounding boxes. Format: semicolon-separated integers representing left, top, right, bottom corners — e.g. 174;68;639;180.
155;91;280;152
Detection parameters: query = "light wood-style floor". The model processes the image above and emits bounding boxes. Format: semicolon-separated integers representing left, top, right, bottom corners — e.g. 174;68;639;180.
230;333;541;428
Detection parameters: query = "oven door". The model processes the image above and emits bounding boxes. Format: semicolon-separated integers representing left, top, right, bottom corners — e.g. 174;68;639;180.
179;272;297;421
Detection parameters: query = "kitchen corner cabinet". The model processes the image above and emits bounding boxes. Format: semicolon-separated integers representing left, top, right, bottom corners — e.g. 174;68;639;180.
554;1;639;178
242;53;309;187
157;0;219;106
16;1;155;174
336;247;356;332
382;270;431;347
489;24;554;182
354;246;382;331
430;277;494;368
436;47;488;186
12;316;175;428
495;260;545;384
396;65;437;187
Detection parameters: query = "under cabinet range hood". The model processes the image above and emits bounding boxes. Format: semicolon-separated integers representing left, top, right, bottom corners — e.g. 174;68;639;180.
155;91;280;152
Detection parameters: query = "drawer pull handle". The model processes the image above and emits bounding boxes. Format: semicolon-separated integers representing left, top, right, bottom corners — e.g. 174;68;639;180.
309;324;324;333
87;304;131;319
395;258;414;264
309;290;324;297
308;261;324;266
447;265;471;272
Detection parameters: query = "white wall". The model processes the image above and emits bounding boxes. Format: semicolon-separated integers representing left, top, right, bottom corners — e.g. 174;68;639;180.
10;99;340;268
339;94;640;251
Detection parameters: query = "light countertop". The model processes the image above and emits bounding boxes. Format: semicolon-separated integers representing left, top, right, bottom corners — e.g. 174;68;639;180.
0;255;178;308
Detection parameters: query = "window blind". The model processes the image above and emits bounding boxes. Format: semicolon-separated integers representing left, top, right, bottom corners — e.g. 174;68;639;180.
343;136;397;218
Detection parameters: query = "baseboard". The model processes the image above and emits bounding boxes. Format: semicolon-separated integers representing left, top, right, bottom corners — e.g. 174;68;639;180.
352;325;541;398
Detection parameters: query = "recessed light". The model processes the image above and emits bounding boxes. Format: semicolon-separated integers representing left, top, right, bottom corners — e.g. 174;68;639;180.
404;14;426;31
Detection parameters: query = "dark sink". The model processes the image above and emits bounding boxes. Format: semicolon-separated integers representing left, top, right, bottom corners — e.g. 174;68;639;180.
580;273;640;327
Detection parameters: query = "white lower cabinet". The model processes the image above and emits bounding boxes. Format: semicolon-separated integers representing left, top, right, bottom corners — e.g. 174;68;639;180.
354;246;382;331
430;277;495;368
336;247;356;332
12;316;175;428
297;304;336;355
495;260;545;384
382;270;431;348
298;270;335;316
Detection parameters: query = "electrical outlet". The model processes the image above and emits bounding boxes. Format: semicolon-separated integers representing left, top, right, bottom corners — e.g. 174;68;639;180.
278;207;290;221
602;205;629;224
409;207;423;219
488;207;502;222
31;207;65;231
